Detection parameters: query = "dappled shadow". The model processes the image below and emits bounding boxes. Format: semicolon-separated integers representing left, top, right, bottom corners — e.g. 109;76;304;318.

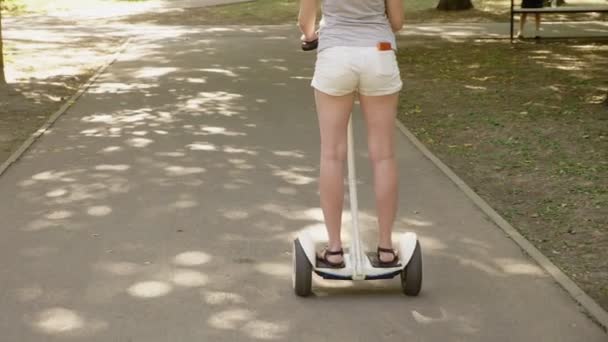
0;74;94;164
396;33;607;315
0;24;605;342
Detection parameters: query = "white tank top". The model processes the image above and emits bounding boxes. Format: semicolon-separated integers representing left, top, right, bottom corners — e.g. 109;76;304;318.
318;0;397;52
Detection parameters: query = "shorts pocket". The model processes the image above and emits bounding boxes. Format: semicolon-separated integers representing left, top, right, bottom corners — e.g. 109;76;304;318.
375;50;398;76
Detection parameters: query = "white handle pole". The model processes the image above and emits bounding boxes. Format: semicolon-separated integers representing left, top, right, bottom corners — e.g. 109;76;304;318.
347;116;364;279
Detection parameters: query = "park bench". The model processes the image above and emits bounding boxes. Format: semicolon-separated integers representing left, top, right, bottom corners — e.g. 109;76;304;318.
510;0;608;41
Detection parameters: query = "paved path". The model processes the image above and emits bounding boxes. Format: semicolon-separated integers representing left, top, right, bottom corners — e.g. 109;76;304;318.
0;25;606;341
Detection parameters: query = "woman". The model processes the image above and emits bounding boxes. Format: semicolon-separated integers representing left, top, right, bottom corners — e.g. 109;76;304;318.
298;0;404;268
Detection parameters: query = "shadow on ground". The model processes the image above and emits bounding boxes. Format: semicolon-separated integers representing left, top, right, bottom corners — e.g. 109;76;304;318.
0;25;605;341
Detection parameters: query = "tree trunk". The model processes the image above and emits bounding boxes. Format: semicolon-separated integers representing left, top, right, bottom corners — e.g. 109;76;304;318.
0;0;6;86
436;0;474;10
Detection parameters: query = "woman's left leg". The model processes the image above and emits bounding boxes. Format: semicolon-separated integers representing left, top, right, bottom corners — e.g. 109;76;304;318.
315;90;355;263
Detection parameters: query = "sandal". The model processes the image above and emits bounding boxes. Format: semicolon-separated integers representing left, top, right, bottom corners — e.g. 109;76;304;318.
316;247;345;269
377;247;399;267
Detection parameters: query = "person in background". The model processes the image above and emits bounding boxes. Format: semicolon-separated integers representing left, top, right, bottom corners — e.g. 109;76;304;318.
517;0;543;39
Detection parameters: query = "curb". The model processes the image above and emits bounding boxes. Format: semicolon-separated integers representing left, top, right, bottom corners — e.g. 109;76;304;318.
395;119;608;333
0;38;131;178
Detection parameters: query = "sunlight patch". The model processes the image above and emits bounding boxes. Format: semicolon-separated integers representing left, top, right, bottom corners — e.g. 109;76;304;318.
223;146;258;155
199;68;237;77
174;251;212;266
401;218;433;227
165;166;205;176
46;188;68;197
172;269;209;287
242;320;289;340
101;146;123;153
494;258;545;276
87;206;112;217
95;164;130;172
127;281;172;298
46;210;73;220
135;67;178;78
208;309;254;330
203;291;245;306
273;150;305;159
126;137;154;148
187;142;217;151
29;307;108;336
32;308;84;333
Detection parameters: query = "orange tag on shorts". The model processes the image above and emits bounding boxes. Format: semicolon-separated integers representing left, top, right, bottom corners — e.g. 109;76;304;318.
377;42;392;51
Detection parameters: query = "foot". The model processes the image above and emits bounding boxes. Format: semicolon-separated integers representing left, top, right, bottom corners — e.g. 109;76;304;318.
516;32;524;39
317;247;345;268
377;246;399;264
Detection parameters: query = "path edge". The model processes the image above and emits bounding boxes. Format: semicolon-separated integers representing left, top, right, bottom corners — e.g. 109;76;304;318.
0;38;132;178
395;119;608;333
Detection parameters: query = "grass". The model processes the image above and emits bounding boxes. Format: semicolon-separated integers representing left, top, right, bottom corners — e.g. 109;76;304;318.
202;0;300;25
396;37;608;310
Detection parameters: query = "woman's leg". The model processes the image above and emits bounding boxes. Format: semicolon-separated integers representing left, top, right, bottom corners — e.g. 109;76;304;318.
359;93;399;263
535;13;541;34
315;90;355;263
518;13;528;37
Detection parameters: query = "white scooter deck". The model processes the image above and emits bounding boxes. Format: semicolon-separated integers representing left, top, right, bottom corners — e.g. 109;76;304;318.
296;230;419;280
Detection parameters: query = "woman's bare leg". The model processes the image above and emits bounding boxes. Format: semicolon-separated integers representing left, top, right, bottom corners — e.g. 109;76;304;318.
359;93;399;262
314;90;354;263
518;13;528;37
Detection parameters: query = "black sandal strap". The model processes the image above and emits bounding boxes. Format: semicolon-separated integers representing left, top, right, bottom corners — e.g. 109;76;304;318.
325;249;344;256
317;248;345;268
377;247;396;255
377;247;399;265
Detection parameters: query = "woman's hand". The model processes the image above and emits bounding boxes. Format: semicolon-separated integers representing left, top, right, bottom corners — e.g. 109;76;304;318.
301;31;318;43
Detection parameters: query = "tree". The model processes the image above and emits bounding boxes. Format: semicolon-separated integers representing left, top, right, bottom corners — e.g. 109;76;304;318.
436;0;473;10
0;0;6;86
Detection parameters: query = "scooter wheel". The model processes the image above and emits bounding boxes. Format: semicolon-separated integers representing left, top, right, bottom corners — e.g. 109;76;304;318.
293;238;313;297
401;241;422;296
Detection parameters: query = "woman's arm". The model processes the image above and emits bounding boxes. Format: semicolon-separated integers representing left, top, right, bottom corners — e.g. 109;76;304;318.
298;0;317;41
385;0;404;32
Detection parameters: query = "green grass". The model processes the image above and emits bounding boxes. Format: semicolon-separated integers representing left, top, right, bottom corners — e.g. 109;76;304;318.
204;0;300;25
396;37;608;310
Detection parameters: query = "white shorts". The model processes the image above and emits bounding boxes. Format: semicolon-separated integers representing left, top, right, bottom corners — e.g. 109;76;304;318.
311;46;403;97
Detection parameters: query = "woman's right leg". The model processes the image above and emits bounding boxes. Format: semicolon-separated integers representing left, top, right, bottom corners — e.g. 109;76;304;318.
359;93;399;263
315;90;354;263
